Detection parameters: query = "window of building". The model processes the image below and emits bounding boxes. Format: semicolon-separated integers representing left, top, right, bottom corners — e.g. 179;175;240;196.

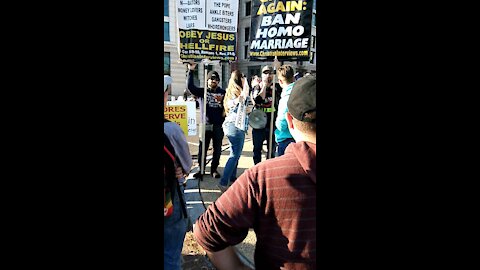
312;36;316;49
312;15;316;27
164;52;170;75
245;27;250;42
164;1;169;17
164;22;170;41
244;45;249;59
246;1;251;16
310;52;315;64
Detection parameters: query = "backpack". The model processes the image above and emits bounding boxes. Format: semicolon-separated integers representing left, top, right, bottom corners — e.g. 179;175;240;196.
163;121;187;219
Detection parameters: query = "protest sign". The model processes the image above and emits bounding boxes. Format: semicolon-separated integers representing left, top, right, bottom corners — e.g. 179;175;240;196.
176;0;239;61
249;0;314;61
164;104;188;136
167;101;197;136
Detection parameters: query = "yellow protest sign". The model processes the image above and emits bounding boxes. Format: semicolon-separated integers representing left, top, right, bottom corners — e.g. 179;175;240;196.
164;105;188;136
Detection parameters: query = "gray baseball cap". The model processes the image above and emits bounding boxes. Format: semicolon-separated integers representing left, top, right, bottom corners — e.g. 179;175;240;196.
164;75;172;92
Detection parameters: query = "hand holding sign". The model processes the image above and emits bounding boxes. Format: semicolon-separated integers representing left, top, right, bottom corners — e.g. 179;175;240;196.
251;75;261;88
238;95;245;104
273;57;281;70
242;76;252;98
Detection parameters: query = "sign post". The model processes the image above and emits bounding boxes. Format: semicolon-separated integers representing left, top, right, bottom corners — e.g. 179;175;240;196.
200;61;208;178
268;56;278;159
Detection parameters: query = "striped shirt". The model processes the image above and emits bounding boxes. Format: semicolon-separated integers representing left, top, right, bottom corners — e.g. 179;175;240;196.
194;141;316;270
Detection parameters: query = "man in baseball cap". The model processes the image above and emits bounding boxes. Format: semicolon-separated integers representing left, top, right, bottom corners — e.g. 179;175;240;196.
260;65;274;86
287;74;316;125
186;62;226;179
262;65;273;74
251;64;282;164
207;70;220;82
164;75;172;93
193;74;317;269
164;75;173;107
163;73;193;269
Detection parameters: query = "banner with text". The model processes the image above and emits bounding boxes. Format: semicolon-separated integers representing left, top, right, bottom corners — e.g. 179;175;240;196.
176;0;239;61
249;0;314;61
164;105;188;136
167;101;197;136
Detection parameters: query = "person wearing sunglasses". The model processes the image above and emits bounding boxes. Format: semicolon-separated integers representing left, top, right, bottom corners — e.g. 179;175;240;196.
187;62;226;179
251;65;282;164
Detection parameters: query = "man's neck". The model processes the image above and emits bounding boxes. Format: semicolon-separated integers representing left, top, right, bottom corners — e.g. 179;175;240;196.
293;134;316;144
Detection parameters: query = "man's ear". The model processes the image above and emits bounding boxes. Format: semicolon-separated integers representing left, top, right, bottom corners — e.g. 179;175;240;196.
286;111;294;130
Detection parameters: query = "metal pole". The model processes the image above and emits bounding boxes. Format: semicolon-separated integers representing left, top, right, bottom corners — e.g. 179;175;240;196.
268;56;278;159
201;62;208;176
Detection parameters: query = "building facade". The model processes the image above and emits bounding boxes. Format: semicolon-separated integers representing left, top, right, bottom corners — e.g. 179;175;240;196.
164;0;317;97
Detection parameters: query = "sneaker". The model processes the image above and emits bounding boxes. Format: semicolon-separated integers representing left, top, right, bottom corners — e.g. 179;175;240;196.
211;171;221;178
217;184;228;193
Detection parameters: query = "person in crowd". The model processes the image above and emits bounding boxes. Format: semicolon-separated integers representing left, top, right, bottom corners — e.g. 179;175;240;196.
183;88;190;102
251;65;282;164
217;70;252;193
193;75;317;270
294;71;303;80
274;64;296;157
250;75;261;89
186;62;226;179
163;75;192;270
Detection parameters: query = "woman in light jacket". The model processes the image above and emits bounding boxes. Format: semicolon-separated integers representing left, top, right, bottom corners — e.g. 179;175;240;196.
218;70;252;192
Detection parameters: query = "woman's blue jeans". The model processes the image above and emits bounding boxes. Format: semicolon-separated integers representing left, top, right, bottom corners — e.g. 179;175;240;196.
220;122;245;186
164;185;187;270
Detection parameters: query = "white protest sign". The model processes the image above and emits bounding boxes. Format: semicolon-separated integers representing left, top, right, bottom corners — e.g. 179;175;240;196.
167;100;197;136
176;0;239;61
176;0;238;32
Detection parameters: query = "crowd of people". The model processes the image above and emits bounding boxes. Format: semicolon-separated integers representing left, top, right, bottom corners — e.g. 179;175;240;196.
164;63;317;269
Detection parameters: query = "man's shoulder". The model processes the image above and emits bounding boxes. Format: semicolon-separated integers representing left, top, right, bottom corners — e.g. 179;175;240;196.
164;122;184;137
250;154;299;172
